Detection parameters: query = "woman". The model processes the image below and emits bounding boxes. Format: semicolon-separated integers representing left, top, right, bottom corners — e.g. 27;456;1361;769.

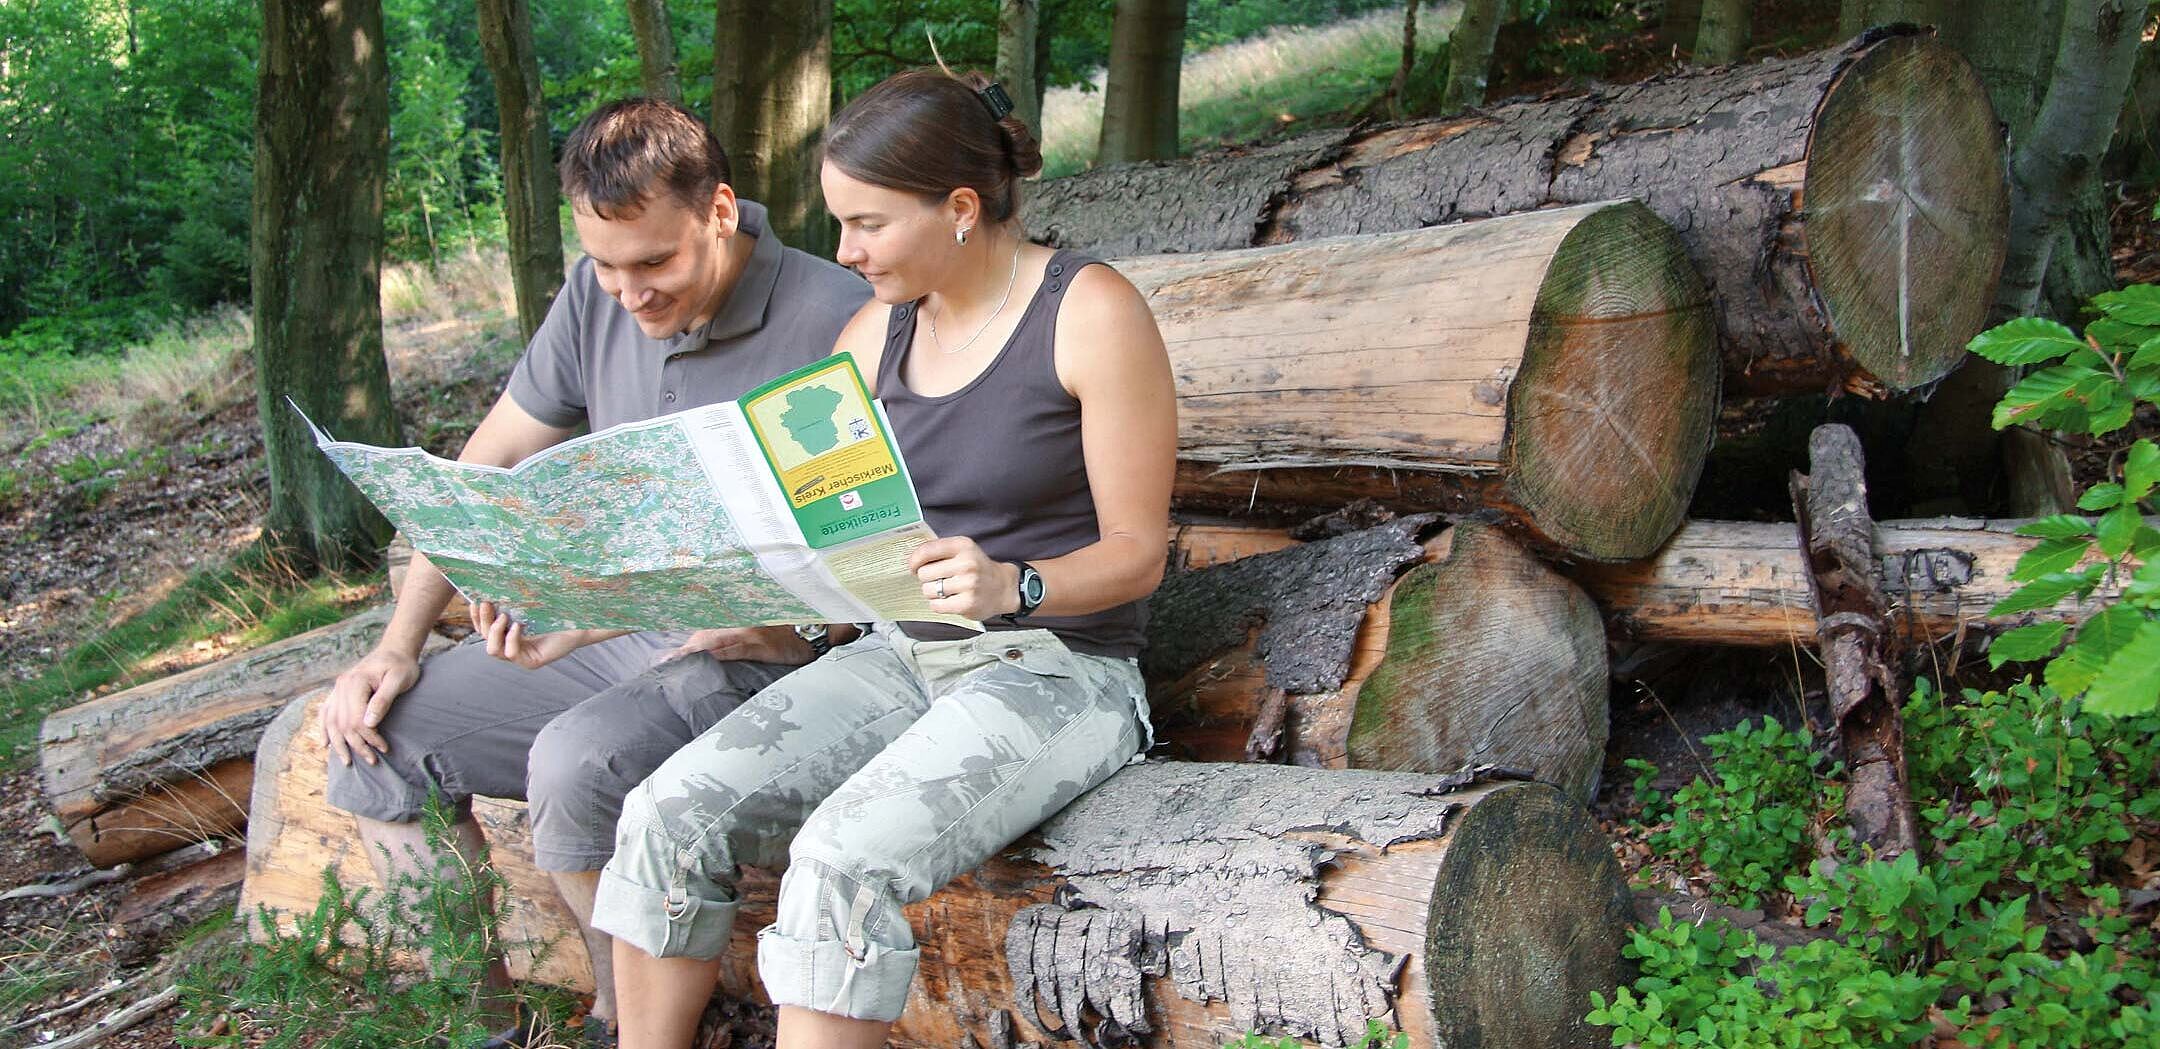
588;67;1177;1049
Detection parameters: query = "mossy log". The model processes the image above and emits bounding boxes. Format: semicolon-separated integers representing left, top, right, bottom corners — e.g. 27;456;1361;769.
244;710;1631;1049
37;607;451;868
1124;199;1717;562
1035;29;2007;396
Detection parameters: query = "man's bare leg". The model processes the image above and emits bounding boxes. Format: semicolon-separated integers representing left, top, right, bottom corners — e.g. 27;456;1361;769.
549;869;617;1025
776;1006;890;1049
356;815;517;1026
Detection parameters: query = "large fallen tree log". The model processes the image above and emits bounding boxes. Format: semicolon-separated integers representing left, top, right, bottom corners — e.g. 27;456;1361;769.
1035;28;2007;397
245;707;1631;1049
37;608;452;868
1125;199;1718;561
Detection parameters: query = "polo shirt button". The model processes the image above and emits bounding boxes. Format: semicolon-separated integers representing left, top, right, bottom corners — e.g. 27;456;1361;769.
1049;264;1064;276
1047;282;1061;293
664;391;676;403
1004;648;1023;660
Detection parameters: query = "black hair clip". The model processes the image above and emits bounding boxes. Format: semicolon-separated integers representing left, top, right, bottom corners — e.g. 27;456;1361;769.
978;81;1015;121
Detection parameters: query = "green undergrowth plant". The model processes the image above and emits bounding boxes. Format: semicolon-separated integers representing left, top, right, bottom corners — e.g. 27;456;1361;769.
177;798;574;1048
1224;1019;1408;1048
1590;679;2160;1048
1634;717;1843;908
1967;283;2160;715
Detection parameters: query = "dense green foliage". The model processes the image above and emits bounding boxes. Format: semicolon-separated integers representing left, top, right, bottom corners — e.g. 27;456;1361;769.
1968;284;2160;716
1648;717;1844;908
1595;681;2160;1047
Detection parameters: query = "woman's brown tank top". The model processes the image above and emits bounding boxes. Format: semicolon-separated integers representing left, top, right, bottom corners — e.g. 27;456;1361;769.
875;249;1147;659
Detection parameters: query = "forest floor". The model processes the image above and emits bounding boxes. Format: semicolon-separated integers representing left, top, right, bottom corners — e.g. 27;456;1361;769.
4;15;2159;1045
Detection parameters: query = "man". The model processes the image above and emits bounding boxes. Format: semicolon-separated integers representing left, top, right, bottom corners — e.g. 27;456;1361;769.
319;98;869;1044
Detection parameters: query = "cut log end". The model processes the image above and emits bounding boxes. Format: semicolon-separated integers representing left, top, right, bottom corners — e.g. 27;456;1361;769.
1505;200;1719;562
1422;780;1635;1049
1804;34;2009;391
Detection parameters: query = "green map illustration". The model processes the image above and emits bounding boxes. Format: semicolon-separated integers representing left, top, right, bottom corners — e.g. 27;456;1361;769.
323;423;820;632
778;383;845;455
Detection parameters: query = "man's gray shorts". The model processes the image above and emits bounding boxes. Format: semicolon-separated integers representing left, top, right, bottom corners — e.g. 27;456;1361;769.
324;631;792;872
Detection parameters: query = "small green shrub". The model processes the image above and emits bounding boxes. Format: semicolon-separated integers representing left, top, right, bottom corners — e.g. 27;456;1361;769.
1224;1018;1408;1048
1650;717;1840;907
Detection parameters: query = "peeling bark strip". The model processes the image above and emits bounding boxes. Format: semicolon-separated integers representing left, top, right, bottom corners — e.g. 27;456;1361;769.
38;607;452;868
1143;516;1437;694
1121;200;1718;561
1032;29;2007;396
1791;425;1918;856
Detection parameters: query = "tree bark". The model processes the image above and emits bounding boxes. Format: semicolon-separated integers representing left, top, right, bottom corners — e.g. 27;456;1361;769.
1030;31;2008;397
1692;0;1751;64
1441;0;1505;111
1121;201;1719;561
712;0;833;254
1971;0;2141;319
1096;0;1185;165
1790;425;1918;857
2108;31;2160;184
245;705;1633;1049
476;0;566;345
996;0;1042;137
37;609;451;868
252;0;401;571
625;0;682;104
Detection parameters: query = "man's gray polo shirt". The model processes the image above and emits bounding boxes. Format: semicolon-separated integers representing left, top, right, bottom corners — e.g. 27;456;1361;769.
508;200;870;431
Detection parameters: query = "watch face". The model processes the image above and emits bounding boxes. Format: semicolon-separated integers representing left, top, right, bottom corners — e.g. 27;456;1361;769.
1020;567;1046;605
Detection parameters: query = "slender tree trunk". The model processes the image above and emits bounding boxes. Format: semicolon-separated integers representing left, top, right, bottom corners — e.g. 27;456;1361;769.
713;0;833;254
1660;0;1702;49
997;0;1041;136
1096;0;1185;165
476;0;565;345
2110;32;2160;185
625;0;682;104
1996;0;2142;318
252;0;399;572
1441;0;1505;111
1694;0;1751;64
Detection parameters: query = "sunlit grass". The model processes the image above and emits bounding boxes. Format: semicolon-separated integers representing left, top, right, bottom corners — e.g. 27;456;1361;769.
1039;4;1460;177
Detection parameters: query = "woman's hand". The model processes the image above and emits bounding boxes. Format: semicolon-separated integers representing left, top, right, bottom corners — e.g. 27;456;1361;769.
910;537;1020;621
471;600;622;670
669;626;819;665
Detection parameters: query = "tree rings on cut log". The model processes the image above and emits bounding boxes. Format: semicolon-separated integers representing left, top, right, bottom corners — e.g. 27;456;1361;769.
1128;200;1716;562
1347;523;1609;802
1801;33;2009;391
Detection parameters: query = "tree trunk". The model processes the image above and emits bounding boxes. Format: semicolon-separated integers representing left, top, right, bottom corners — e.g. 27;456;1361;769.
2108;32;2160;184
1121;200;1719;561
996;0;1042;137
1789;425;1918;857
37;609;450;868
252;0;400;571
1692;0;1750;64
1842;0;1944;36
245;706;1633;1049
1096;0;1185;165
1441;0;1505;111
476;0;566;345
712;0;833;254
625;0;682;104
1660;0;1702;48
1029;30;2009;396
1993;0;2142;319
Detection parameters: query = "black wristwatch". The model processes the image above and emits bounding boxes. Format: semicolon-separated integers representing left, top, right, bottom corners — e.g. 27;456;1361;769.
793;623;833;657
1014;562;1046;617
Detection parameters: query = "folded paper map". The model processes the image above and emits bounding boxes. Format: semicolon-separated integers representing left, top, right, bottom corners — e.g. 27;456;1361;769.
299;354;974;634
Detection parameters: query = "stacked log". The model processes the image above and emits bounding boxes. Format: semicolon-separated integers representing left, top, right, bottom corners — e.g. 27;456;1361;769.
244;697;1631;1049
1129;199;1718;561
1035;29;2008;398
37;607;451;868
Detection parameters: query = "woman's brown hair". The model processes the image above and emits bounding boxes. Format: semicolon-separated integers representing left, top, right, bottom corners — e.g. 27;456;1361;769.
822;69;1044;224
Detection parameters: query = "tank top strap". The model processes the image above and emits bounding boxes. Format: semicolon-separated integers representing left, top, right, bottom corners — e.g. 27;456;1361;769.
875;300;920;392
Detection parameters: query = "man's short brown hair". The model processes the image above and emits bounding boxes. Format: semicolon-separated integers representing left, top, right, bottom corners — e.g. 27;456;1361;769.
558;98;731;220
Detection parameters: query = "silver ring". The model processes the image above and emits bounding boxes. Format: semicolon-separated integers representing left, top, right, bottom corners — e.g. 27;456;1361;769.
933;578;947;599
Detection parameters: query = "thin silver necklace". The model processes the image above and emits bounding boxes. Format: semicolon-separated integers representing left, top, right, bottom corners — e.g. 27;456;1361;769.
928;238;1024;355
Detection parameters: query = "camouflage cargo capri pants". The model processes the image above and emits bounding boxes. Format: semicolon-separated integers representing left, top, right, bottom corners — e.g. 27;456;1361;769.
589;626;1150;1022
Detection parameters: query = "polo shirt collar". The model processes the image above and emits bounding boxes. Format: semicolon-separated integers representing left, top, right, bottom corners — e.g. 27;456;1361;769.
664;199;784;351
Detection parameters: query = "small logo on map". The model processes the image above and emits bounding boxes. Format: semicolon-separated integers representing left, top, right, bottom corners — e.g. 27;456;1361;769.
848;417;872;441
839;490;863;510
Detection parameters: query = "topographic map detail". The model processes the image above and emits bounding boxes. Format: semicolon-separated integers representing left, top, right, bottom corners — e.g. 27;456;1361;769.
324;422;819;632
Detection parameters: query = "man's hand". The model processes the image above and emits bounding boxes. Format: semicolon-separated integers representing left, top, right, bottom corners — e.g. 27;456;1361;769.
670;625;819;665
472;600;620;670
321;647;421;767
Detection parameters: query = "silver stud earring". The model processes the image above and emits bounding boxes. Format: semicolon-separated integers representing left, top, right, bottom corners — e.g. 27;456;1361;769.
956;225;972;245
